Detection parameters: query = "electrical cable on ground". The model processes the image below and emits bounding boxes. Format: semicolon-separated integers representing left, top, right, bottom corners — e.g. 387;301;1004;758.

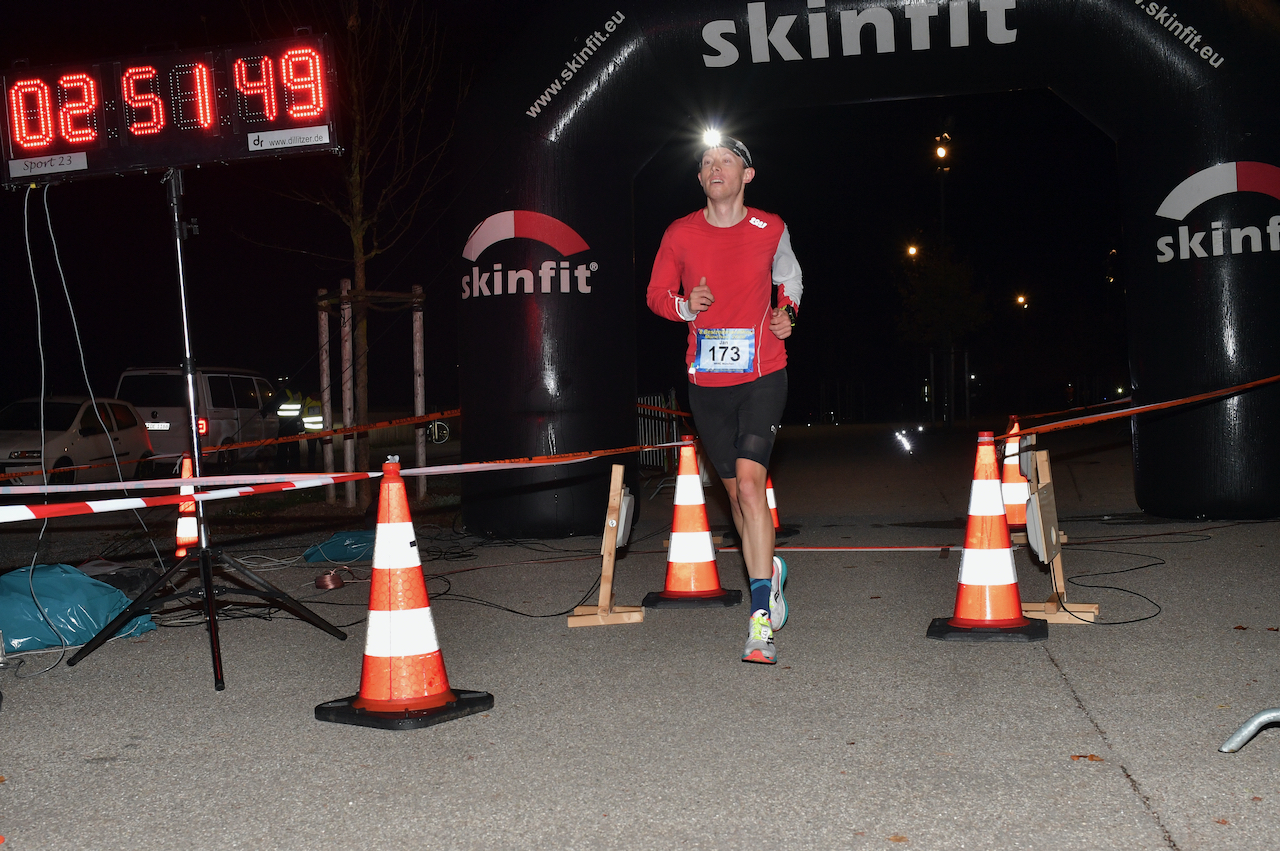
17;185;68;679
1035;520;1274;626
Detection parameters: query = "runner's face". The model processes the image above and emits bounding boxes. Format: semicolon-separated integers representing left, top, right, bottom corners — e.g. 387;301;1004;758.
698;147;754;200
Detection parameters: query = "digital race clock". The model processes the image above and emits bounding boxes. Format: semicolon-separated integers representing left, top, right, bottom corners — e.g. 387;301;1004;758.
2;35;339;184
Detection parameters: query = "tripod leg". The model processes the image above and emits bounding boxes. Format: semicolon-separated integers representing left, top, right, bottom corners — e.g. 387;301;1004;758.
67;557;194;667
199;548;226;690
219;553;347;640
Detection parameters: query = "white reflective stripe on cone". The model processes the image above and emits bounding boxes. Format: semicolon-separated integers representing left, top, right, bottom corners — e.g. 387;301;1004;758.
967;479;1005;516
957;546;1018;586
766;489;776;509
1002;481;1030;501
364;608;440;657
674;473;704;505
668;530;715;563
372;521;420;571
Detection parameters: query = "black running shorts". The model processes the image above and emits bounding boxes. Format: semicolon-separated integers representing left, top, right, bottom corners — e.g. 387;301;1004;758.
687;369;787;480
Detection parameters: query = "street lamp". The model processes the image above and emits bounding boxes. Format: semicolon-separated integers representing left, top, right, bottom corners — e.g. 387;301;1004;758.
907;245;918;257
935;133;951;246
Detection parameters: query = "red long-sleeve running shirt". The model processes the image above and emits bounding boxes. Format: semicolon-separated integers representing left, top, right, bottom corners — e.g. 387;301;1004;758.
646;208;803;387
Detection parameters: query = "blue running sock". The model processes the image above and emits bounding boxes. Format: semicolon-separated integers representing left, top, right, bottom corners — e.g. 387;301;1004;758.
750;578;771;615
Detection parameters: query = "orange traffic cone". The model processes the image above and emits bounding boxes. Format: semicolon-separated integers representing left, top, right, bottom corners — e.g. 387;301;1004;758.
317;459;493;729
175;453;199;558
1002;421;1029;530
766;476;780;530
927;432;1047;642
642;442;742;609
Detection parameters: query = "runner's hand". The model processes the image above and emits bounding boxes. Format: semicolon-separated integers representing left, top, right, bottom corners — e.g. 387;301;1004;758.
689;278;715;313
770;306;793;340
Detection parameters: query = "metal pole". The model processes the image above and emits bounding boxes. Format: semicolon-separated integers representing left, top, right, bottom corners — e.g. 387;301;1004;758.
165;167;224;690
948;345;955;426
340;278;355;507
928;349;936;425
412;284;426;501
317;288;335;503
964;348;971;424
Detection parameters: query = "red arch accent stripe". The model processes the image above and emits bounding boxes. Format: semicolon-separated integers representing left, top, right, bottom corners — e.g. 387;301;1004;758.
462;210;589;260
1237;161;1280;202
1156;161;1280;220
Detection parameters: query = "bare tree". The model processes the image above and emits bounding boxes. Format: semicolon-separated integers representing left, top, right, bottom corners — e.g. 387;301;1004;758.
243;0;461;507
896;250;986;350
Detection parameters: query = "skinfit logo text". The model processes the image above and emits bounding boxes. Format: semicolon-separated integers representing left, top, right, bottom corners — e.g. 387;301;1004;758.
701;0;1017;67
461;210;598;299
1153;161;1280;263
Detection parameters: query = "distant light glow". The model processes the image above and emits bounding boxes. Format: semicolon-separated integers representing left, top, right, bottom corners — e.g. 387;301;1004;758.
907;245;918;256
894;430;913;454
936;146;947;158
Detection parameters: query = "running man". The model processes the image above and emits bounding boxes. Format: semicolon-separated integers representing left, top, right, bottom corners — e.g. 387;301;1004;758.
645;133;803;664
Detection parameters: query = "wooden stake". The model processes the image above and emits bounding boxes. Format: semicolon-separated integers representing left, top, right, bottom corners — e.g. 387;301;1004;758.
568;464;645;627
1017;447;1100;624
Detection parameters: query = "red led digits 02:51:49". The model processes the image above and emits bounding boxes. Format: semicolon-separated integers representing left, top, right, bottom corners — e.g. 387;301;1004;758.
1;37;337;183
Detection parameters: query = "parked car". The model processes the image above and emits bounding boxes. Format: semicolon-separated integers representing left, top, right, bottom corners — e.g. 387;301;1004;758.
115;367;279;472
0;397;155;484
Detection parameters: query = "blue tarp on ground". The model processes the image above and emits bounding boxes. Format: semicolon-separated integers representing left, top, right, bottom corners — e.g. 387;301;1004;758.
0;564;156;654
303;530;376;563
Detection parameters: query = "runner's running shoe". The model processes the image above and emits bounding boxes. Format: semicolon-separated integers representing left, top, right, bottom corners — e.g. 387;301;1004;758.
742;609;776;664
770;555;788;631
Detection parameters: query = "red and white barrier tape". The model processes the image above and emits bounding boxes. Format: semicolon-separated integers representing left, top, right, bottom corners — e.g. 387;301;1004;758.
1003;373;1280;439
0;472;379;524
0;441;693;524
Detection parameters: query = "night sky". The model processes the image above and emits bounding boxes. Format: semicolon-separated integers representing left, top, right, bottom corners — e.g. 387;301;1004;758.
1;3;1125;426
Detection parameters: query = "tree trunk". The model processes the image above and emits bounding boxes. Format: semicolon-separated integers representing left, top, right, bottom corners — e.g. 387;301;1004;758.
353;251;372;509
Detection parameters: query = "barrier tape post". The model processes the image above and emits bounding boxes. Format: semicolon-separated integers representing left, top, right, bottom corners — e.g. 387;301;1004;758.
1014;434;1099;624
568;464;644;627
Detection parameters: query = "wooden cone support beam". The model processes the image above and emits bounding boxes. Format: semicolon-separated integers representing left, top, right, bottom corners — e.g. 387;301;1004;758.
568;465;644;627
928;432;1047;642
316;460;492;730
1014;441;1100;625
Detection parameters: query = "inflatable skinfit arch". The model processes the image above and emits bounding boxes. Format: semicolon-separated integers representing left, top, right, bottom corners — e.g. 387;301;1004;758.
453;0;1280;536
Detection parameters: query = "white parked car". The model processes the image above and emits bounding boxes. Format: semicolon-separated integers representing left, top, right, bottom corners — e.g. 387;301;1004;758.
0;397;155;484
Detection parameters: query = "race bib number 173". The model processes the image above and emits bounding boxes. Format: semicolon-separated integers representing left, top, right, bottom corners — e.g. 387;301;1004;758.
695;328;755;373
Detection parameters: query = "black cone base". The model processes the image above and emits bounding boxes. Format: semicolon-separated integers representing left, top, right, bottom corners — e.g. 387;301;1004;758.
315;689;493;730
926;617;1048;642
642;589;743;609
